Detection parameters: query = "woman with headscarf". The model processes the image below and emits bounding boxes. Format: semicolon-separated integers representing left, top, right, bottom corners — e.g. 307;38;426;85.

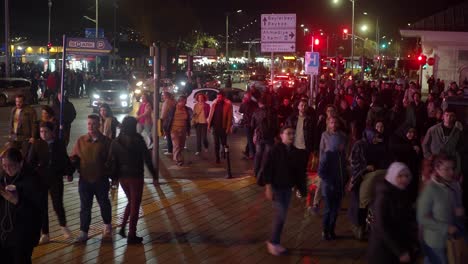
348;126;392;240
107;116;156;244
368;162;416;264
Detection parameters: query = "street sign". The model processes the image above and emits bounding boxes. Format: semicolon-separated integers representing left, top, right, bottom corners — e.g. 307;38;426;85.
261;43;296;53
66;38;112;56
261;29;296;42
85;28;105;39
261;13;296;53
261;14;296;29
305;52;320;75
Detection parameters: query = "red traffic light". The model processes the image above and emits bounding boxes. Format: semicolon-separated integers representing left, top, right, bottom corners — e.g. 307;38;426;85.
417;54;427;65
342;28;349;40
314;38;320;46
47;42;52;50
343;28;348;34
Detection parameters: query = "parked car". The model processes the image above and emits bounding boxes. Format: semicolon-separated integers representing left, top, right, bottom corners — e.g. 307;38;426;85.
222;70;247;83
186;88;244;127
245;74;268;92
0;78;32;106
90;80;134;112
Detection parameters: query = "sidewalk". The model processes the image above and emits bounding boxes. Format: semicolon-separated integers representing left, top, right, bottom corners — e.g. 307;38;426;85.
32;131;368;263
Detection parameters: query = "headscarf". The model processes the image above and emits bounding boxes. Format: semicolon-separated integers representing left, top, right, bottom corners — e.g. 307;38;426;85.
363;128;376;144
385;162;412;190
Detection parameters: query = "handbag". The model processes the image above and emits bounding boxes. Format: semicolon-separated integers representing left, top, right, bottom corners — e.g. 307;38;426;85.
447;235;468;264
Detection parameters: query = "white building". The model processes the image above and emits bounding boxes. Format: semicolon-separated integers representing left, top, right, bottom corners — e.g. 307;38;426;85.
400;1;468;93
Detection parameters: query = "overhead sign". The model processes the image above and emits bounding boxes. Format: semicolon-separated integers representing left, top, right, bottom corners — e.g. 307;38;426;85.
261;29;296;42
66;38;112;56
261;14;296;29
85;28;105;39
261;13;296;53
305;52;320;75
261;43;296;53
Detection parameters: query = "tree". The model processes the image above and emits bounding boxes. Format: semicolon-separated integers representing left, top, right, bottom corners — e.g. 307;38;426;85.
179;31;218;55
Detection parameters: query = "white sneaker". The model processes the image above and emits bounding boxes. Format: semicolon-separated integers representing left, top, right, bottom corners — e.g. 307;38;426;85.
164;152;172;155
195;152;200;156
266;241;286;256
61;226;72;239
39;234;50;244
74;231;88;243
102;224;112;240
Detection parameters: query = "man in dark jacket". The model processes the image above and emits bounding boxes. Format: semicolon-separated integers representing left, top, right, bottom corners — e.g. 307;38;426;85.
262;126;307;256
286;99;316;154
52;93;76;146
239;92;258;159
9;94;37;154
26;121;75;244
251;97;279;178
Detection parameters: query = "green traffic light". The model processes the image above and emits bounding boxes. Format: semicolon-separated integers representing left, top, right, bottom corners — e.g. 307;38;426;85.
381;44;386;48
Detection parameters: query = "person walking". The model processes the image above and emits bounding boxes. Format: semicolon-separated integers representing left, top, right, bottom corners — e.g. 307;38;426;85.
0;148;42;263
52;93;76;147
368;162;416;264
418;154;465;264
207;91;233;166
8;94;37;155
192;94;210;155
46;71;57;105
98;103;120;139
136;93;153;148
163;96;192;166
26;121;74;243
318;144;348;240
251;97;279;178
108;116;157;243
262;126;307;256
239;92;258;159
71;114;113;243
161;92;176;155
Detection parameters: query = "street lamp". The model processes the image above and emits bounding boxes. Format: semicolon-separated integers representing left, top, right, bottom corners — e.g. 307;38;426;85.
225;9;242;61
332;0;356;78
360;24;368;32
303;28;309;36
47;0;52;71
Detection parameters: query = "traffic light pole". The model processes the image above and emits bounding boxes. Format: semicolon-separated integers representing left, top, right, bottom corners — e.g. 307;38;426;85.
151;43;161;183
4;0;10;77
310;35;315;106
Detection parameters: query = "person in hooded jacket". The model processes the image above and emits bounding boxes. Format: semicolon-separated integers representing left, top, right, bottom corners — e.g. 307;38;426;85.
367;162;416;264
107;116;156;243
389;126;423;203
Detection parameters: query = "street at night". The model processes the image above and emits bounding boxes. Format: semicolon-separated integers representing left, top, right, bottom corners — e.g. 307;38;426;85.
1;0;468;263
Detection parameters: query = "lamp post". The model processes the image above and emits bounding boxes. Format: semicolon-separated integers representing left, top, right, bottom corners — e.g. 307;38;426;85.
4;0;10;77
96;0;99;73
48;0;52;71
225;9;242;61
332;0;356;78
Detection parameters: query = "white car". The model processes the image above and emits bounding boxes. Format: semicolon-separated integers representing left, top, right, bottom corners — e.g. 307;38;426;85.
186;88;244;127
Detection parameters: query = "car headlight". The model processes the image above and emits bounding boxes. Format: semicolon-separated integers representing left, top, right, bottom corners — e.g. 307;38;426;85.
174;86;179;92
135;89;142;94
180;81;186;86
217;81;221;84
120;94;128;100
93;94;100;99
136;81;143;87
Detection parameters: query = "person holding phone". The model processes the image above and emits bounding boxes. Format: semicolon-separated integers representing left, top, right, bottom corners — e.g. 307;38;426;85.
0;148;42;263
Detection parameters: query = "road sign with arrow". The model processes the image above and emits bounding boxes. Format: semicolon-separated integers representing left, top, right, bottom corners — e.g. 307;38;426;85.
261;14;296;53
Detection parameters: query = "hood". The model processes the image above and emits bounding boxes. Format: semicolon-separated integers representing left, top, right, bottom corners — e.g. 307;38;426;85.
385;162;412;190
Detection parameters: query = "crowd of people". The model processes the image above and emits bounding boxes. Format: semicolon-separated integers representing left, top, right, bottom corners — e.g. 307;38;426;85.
0;73;467;263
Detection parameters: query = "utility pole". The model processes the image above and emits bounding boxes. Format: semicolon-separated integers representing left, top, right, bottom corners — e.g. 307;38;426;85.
95;0;99;73
48;0;52;71
150;43;161;183
4;0;10;77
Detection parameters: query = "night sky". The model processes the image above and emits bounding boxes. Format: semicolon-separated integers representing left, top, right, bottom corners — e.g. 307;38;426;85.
0;0;465;44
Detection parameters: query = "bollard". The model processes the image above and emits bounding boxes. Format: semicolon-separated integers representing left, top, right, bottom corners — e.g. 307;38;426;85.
224;145;233;179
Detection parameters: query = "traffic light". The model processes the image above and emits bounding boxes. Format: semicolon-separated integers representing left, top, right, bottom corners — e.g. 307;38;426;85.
47;42;52;51
314;38;320;46
417;55;427;65
338;58;345;74
342;28;349;40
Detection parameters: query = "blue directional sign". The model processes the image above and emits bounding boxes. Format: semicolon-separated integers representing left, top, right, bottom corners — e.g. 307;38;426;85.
66;38;112;56
305;52;320;75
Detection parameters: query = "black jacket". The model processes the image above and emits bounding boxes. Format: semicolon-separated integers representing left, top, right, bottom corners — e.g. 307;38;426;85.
261;143;307;195
285;113;316;152
52;97;76;127
368;180;416;264
239;100;258;128
107;133;156;179
26;139;75;188
251;106;279;142
0;165;42;248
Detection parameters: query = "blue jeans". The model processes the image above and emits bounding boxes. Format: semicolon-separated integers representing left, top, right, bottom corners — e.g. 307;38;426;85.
167;132;173;153
270;188;292;244
423;243;447;264
79;178;112;232
322;194;341;234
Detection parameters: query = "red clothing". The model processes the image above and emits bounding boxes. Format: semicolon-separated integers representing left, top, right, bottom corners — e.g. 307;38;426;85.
46;75;57;91
344;95;354;107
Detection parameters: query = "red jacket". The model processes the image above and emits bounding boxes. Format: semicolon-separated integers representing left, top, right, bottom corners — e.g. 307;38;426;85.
46;75;57;90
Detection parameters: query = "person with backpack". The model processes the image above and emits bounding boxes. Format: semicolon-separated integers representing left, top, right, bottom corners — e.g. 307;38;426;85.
251;96;279;178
